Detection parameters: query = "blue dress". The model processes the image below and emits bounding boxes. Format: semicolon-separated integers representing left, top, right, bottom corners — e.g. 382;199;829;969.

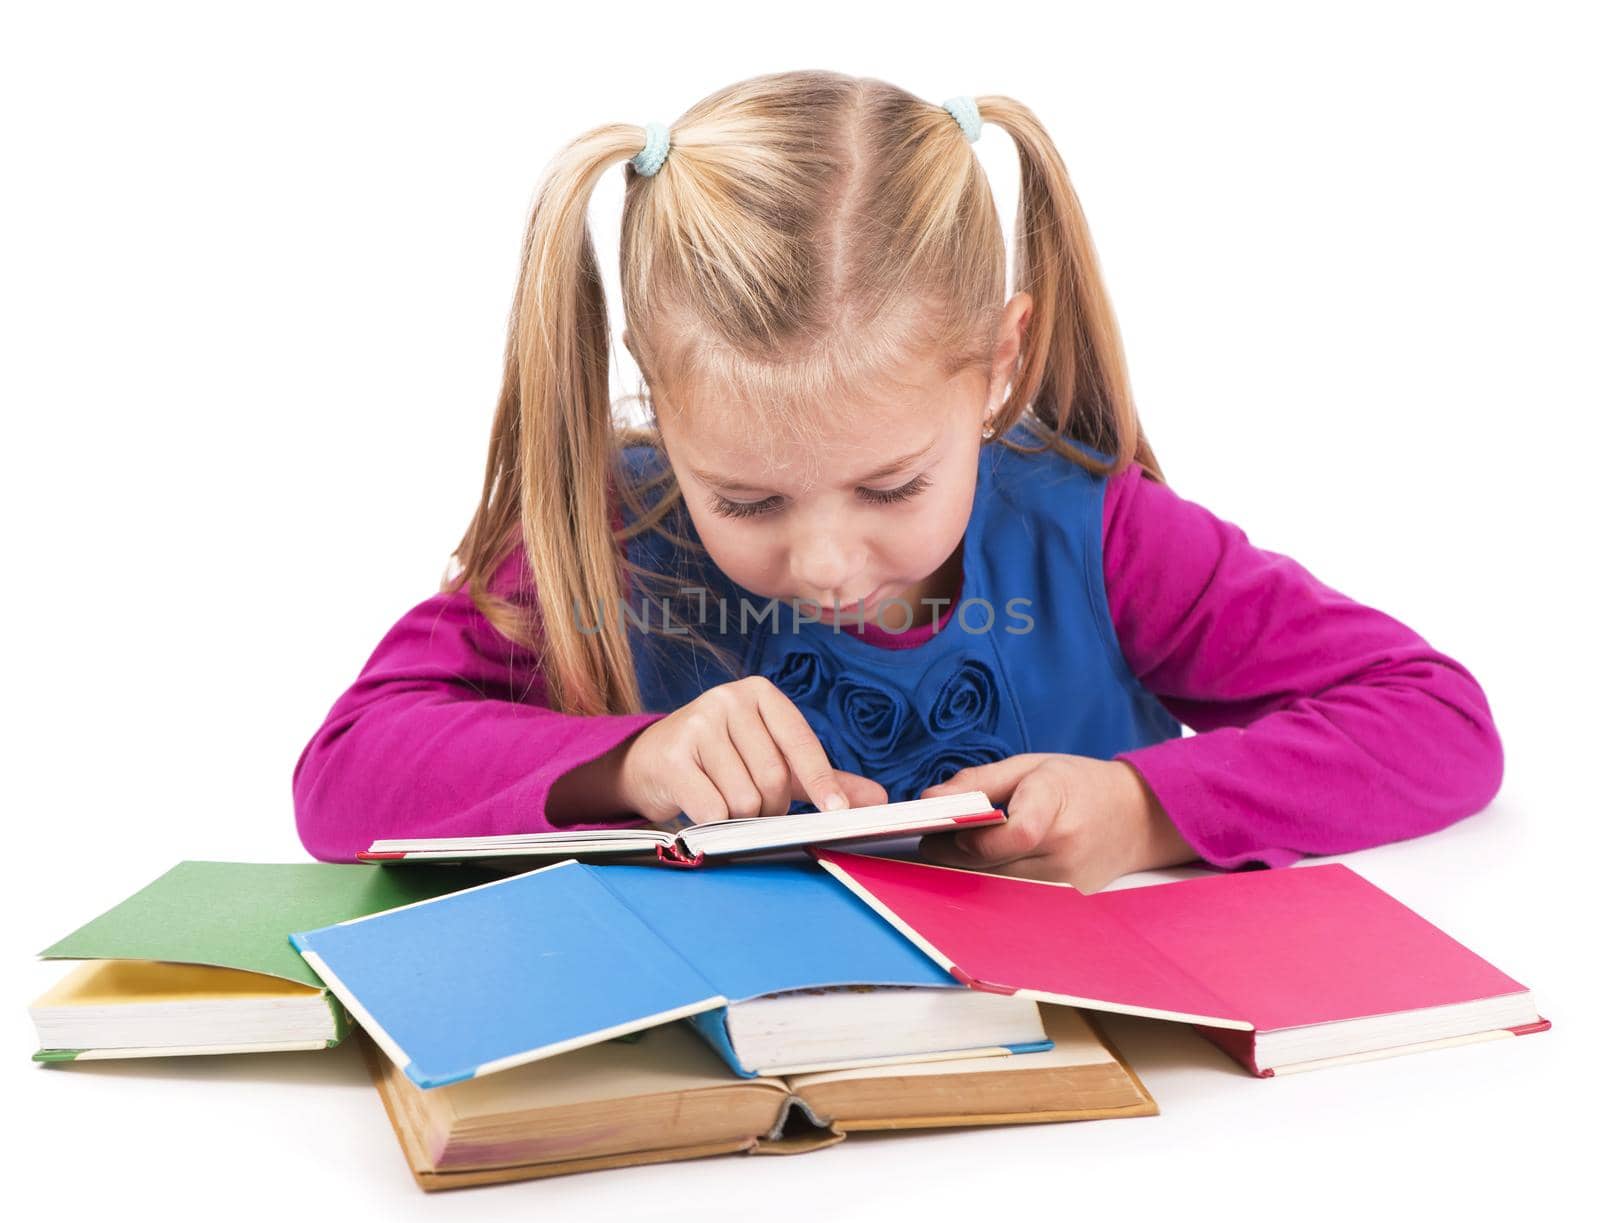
617;422;1182;806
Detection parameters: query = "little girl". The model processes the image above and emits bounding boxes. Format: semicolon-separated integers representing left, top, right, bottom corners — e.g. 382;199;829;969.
292;71;1502;892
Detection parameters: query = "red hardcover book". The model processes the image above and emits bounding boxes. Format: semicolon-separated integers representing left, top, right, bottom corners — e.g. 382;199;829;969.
811;851;1549;1076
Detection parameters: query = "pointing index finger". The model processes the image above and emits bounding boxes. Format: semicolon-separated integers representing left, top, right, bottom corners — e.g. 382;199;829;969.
755;685;850;813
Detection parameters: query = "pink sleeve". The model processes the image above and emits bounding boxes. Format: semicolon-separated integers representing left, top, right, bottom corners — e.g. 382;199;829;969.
1102;467;1504;870
291;538;665;863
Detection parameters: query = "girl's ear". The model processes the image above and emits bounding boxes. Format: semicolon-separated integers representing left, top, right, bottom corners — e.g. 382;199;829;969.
998;291;1033;363
987;292;1034;411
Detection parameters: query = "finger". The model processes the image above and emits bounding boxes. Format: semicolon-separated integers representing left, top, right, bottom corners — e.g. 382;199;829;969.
669;761;731;825
754;685;850;812
981;854;1085;888
919;754;1051;806
917;831;982;868
694;729;765;821
832;770;889;810
726;710;802;817
917;826;1034;872
950;770;1063;862
916;838;1091;889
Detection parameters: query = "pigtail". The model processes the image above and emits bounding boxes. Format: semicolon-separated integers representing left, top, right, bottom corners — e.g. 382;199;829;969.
979;97;1163;482
447;124;653;717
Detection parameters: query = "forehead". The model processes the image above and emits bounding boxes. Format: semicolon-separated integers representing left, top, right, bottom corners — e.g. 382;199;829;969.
659;360;978;491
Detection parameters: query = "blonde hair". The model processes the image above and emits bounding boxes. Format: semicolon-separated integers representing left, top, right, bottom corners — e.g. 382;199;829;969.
445;69;1162;718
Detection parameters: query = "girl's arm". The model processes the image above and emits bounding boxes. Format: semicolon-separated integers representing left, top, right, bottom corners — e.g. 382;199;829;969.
291;543;664;863
1103;467;1504;869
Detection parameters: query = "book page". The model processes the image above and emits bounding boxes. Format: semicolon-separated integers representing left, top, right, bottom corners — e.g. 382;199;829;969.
784;1004;1114;1087
779;1007;1154;1130
443;1021;786;1122
682;790;996;855
33;959;324;1006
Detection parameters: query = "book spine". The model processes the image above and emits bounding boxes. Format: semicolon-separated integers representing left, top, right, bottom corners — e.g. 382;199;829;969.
656;841;706;868
1194;1024;1269;1077
323;990;352;1048
685;1007;759;1078
758;1094;839;1146
1002;1039;1055;1055
948;966;1019;995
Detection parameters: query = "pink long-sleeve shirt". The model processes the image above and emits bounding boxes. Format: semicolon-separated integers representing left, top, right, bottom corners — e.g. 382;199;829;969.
291;466;1503;868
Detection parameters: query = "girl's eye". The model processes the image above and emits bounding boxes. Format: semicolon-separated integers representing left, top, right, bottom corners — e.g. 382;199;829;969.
709;494;783;520
859;472;931;506
709;473;930;521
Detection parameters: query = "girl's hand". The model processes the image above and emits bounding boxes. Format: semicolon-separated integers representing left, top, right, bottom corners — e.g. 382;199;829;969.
916;754;1197;892
616;676;889;825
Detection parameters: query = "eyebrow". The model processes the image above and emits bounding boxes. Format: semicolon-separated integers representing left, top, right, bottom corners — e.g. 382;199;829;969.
689;439;937;494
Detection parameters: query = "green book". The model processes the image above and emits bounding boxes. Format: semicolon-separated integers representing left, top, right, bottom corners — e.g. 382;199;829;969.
31;861;492;1063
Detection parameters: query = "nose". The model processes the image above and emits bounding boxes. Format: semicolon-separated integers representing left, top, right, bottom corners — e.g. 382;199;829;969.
789;526;863;605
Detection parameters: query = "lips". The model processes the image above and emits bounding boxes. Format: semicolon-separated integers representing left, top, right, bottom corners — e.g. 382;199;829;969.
815;585;886;618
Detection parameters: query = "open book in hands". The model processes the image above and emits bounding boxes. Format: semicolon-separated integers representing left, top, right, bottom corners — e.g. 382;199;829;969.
357;790;1003;868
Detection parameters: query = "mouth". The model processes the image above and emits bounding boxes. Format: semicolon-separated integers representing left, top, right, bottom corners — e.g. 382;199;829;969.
814;586;887;620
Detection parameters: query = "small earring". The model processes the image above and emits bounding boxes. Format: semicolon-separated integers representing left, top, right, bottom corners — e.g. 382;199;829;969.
981;415;997;440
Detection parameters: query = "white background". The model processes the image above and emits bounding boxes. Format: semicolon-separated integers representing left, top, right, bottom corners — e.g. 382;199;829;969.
4;1;1595;1219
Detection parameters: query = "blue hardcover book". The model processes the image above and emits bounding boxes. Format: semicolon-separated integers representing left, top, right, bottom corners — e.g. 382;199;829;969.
290;860;1050;1089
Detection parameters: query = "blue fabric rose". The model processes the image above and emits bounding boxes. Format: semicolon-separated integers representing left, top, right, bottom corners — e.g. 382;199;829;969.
914;654;1001;737
910;734;1011;793
817;722;865;778
872;732;1012;804
760;647;1008;811
763;647;833;705
826;673;915;764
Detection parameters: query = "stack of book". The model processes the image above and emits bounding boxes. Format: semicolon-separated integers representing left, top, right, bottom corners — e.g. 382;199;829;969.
29;791;1548;1191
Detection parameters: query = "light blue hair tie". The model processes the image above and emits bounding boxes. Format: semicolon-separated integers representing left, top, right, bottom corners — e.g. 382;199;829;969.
631;121;671;177
941;96;982;143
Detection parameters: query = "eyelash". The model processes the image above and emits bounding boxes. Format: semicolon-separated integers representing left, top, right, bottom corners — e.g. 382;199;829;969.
709;473;932;520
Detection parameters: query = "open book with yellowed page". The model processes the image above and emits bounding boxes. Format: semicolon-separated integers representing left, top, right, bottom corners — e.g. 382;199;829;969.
362;1004;1156;1191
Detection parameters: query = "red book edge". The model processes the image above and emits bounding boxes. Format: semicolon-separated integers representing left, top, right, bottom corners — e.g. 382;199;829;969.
948;965;1020;996
950;810;1006;826
356;851;407;862
1198;1016;1554;1078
